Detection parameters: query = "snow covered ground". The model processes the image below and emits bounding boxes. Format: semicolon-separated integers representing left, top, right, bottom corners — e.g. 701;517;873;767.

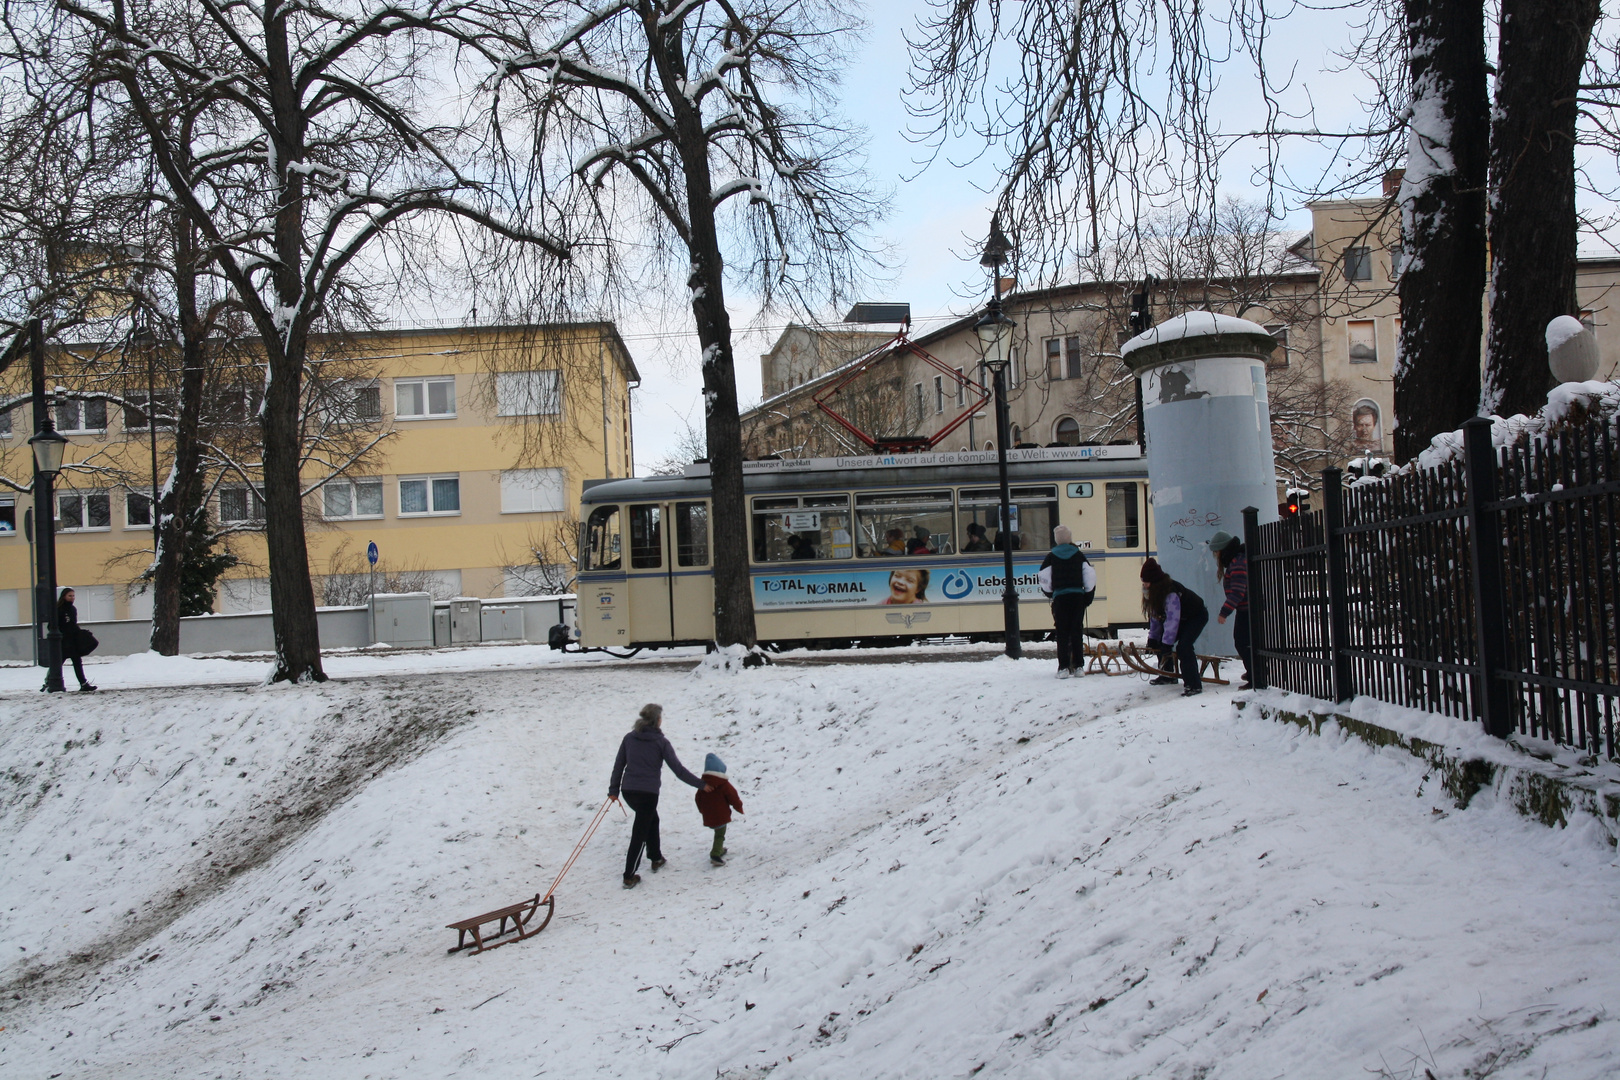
3;646;1618;1079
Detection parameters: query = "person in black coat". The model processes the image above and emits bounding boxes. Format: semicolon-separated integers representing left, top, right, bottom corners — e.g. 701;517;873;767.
57;588;97;692
608;704;707;888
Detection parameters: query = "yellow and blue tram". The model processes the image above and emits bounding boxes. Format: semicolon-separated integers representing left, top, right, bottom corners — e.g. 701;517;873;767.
576;447;1156;649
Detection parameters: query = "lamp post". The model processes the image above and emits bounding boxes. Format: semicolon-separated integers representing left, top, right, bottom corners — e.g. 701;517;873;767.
27;320;68;692
975;215;1021;658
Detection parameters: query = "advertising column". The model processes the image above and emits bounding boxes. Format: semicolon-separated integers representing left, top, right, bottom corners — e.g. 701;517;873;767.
1122;312;1280;654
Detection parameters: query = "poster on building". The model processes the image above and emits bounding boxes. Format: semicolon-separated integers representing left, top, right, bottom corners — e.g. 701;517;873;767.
752;563;1046;609
1351;399;1382;449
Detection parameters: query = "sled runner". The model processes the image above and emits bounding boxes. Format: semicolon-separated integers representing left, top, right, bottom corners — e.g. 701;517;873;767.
1118;642;1231;685
1082;640;1131;676
446;797;621;956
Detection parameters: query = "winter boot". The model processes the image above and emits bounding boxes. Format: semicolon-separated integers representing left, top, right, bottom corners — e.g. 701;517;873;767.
1181;686;1203;697
623;874;641;889
1149;675;1177;686
650;857;667;872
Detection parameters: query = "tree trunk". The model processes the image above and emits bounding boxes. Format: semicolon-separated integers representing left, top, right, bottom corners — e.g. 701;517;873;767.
260;3;327;682
1481;0;1600;418
659;20;757;651
147;214;209;654
1393;0;1489;463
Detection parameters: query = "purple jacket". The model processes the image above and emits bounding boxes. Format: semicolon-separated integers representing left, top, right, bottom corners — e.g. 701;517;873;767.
609;728;703;797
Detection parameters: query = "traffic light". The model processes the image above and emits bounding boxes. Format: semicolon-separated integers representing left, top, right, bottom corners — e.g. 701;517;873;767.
1128;275;1157;334
1279;499;1299;519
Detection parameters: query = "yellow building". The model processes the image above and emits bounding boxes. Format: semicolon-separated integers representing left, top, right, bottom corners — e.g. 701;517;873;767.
0;323;638;622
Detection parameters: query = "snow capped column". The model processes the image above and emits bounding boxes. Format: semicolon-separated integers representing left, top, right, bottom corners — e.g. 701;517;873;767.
1122;313;1280;655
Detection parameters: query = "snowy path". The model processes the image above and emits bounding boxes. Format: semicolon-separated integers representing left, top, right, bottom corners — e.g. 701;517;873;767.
2;654;1617;1079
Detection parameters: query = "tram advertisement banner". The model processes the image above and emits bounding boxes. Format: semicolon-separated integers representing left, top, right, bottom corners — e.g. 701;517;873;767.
752;563;1046;609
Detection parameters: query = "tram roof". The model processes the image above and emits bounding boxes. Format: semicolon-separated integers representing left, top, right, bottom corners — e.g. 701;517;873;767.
582;447;1148;503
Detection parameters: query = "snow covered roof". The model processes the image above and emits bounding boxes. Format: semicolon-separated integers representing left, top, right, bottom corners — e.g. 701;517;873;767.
1120;312;1275;358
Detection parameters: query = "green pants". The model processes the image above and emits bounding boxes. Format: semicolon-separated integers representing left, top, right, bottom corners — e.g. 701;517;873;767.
710;825;726;858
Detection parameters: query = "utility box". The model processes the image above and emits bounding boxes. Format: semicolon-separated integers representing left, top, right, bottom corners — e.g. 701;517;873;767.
433;606;451;647
449;598;482;644
481;604;524;642
370;592;433;648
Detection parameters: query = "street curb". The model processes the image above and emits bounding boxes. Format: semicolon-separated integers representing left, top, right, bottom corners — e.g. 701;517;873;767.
1233;698;1620;846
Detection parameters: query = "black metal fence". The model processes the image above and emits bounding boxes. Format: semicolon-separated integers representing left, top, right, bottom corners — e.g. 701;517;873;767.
1246;415;1620;761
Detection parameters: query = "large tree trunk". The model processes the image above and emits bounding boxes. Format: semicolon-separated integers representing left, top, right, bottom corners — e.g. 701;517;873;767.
260;4;327;682
1482;0;1600;418
659;20;757;651
148;214;209;654
1393;0;1489;463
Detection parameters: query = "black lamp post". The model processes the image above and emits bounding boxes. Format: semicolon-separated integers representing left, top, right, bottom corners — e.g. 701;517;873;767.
975;215;1021;658
27;322;68;692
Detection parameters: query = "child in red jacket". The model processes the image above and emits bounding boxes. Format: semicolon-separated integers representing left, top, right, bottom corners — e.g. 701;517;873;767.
695;753;744;865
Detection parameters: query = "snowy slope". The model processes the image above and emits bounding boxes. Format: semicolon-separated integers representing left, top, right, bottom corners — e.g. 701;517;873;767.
2;653;1617;1079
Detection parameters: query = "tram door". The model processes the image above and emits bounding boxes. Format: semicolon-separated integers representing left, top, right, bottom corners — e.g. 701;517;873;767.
625;501;715;644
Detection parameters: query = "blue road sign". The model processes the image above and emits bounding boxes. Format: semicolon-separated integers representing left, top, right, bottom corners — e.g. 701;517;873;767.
367;541;379;565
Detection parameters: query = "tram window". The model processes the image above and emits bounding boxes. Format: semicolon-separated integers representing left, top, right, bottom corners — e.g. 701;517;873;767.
675;501;709;566
1106;482;1141;548
958;485;1059;552
586;505;621;570
855;490;955;557
629;504;663;568
751;494;852;562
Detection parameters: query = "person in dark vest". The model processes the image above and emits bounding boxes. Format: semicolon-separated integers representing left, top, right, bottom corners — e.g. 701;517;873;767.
1039;525;1096;679
1208;531;1252;690
1140;558;1208;696
57;588;97;692
607;704;707;888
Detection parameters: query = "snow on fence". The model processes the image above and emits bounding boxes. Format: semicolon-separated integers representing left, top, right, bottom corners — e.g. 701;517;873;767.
1248;414;1620;761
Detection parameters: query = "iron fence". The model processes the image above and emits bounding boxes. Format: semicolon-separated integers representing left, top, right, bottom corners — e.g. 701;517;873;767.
1246;414;1620;761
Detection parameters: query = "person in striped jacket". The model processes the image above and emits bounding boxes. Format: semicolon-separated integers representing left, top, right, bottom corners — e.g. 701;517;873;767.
1209;531;1252;689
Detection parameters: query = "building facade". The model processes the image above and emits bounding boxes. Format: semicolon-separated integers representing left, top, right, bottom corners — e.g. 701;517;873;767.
0;322;637;623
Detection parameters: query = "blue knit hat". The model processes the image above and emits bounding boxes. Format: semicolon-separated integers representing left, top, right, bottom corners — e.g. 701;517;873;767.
704;752;726;775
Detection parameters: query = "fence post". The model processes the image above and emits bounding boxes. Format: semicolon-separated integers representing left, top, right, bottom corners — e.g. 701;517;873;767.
1463;417;1512;738
1322;468;1355;703
1241;505;1267;690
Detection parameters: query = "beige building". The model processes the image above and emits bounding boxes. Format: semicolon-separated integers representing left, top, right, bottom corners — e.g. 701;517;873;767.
745;199;1620;477
0;322;637;622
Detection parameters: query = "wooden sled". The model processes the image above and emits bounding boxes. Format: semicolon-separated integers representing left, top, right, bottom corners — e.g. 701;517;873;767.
447;893;555;954
1082;640;1131;676
1119;642;1231;686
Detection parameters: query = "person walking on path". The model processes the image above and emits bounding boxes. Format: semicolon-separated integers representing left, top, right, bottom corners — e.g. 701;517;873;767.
1039;525;1097;679
57;588;97;693
695;753;745;865
608;703;707;888
1208;531;1252;690
1140;558;1209;696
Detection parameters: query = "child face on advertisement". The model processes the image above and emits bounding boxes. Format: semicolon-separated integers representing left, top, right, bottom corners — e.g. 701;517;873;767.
888;568;925;604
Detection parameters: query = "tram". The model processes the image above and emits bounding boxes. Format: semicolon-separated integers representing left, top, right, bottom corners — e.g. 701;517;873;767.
576;445;1156;650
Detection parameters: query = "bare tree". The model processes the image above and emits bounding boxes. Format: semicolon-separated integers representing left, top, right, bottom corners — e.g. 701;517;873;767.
42;0;568;681
488;0;885;650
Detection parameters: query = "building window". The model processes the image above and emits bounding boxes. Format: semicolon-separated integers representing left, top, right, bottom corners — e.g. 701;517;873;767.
211;384;265;426
1389;244;1404;279
394;376;456;419
1343;246;1372;282
126;490;154;529
914;382;925;423
55;398;107;434
399;474;460;515
1044;337;1083;380
323;478;384;520
0;407;12;438
496;371;562;417
954;368;966;408
1348;319;1378;364
0;496;14;533
933;375;945;414
1054;417;1080;446
500;468;566;513
220;486;266;523
1264;324;1290;367
1007;348;1022;389
1045;338;1063;380
321;380;380;424
123;391;177;432
1011;424;1023;445
57;489;111;531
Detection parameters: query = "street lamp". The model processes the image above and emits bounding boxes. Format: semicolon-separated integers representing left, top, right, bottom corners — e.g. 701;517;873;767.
975;215;1021;658
27;323;68;692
